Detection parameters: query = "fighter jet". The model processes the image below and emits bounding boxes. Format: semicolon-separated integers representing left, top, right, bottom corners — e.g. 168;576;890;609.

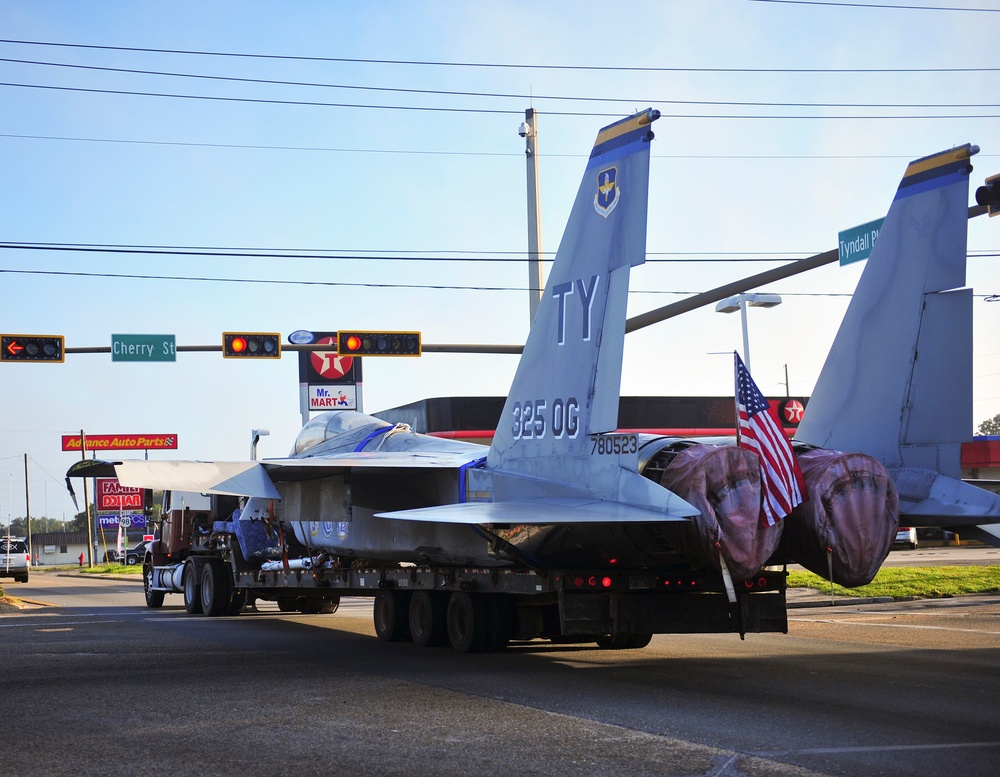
69;108;712;573
67;113;996;600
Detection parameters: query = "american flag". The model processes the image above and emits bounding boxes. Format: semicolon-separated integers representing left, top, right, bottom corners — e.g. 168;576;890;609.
735;353;806;525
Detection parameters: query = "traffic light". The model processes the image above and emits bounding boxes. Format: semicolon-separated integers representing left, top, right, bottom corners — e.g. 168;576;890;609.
337;330;421;356
222;332;282;358
977;173;1000;217
1;335;64;362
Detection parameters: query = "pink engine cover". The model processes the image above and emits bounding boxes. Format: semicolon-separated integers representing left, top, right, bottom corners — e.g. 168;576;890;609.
660;445;781;581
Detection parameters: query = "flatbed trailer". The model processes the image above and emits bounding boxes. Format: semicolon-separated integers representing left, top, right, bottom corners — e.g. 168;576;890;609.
142;491;788;652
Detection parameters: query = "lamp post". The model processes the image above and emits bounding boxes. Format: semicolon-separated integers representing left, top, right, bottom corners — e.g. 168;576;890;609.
250;428;270;461
715;293;782;373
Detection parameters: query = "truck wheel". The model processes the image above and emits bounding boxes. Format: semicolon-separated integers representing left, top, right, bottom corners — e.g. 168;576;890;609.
446;592;487;653
143;564;164;609
409;591;448;647
626;633;653;649
225;589;247;616
200;560;231;617
183;561;203;615
373;590;412;642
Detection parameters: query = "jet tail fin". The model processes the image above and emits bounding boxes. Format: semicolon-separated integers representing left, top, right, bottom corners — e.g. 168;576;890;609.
484;109;696;520
795;145;978;479
488;109;658;474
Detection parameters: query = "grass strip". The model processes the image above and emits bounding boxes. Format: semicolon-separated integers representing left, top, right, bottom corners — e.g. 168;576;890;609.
787;565;1000;598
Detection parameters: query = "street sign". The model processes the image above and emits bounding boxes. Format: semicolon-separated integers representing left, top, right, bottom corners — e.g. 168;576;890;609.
838;218;885;266
111;334;176;362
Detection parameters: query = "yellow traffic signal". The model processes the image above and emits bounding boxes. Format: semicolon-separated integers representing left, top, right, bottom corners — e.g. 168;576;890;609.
336;331;421;356
222;332;282;358
1;335;65;362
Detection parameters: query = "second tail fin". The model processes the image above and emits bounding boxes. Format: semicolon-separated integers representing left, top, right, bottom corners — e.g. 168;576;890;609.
794;145;978;479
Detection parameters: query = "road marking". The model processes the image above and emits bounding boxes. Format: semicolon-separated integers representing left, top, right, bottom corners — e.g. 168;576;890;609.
790;617;1000;636
758;741;1000;756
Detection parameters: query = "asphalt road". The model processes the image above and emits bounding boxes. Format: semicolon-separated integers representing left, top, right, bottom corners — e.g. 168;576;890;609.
2;561;999;777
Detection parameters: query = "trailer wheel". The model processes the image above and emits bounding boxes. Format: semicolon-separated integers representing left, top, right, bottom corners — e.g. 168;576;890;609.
409;591;448;647
373;590;412;642
200;560;231;617
298;595;340;615
446;592;487;653
596;632;652;650
182;561;203;615
483;595;513;652
143;563;164;609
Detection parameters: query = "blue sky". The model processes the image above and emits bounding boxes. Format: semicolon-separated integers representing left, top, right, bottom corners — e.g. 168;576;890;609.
1;0;998;523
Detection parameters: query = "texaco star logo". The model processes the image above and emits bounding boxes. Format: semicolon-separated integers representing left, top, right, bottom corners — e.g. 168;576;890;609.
310;337;354;379
783;400;805;424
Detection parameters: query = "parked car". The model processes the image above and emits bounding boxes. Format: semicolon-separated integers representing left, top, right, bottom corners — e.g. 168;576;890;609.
0;537;30;582
895;526;918;550
115;540;149;566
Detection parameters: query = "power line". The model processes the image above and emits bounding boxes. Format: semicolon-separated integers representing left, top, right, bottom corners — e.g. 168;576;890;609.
746;0;1000;11
4;81;995;119
1;38;996;73
3;57;996;110
0;242;827;262
12;132;989;161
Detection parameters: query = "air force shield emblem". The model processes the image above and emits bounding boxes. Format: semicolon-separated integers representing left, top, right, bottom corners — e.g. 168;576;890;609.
594;166;620;218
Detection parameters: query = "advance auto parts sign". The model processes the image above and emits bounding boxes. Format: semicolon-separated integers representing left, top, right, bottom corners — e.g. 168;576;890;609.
61;434;178;452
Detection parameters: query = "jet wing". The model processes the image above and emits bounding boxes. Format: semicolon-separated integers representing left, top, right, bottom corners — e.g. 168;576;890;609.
377;497;693;525
260;451;485;482
113;460;281;499
67;451;485;499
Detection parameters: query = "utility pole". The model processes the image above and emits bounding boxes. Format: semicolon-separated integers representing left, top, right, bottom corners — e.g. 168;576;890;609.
80;431;94;567
23;454;31;562
521;108;544;326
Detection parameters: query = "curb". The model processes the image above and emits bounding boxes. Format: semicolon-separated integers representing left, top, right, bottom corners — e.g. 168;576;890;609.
787;595;895;609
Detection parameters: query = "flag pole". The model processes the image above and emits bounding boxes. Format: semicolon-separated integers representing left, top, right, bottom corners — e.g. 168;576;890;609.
733;351;741;446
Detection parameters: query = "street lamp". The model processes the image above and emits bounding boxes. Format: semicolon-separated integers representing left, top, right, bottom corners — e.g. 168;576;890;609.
715;293;782;373
250;428;270;460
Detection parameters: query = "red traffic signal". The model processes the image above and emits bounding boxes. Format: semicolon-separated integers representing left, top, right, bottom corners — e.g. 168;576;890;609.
336;331;421;356
222;332;282;358
977;173;1000;218
1;335;65;362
